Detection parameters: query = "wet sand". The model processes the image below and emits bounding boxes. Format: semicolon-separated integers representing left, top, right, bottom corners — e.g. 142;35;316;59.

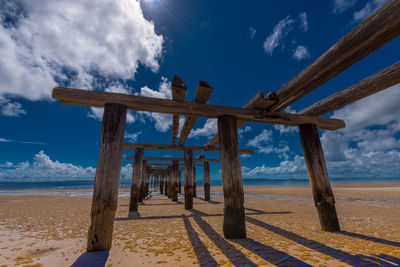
0;183;399;266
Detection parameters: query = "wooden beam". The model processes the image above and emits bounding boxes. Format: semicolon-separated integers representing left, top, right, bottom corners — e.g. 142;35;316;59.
126;156;220;162
87;103;126;251
299;124;340;232
218;115;246;239
269;0;400;112
148;163;203;167
204;161;211;201
184;148;193;210
128;148;143;218
206;91;278;147
171;75;187;145
53;87;345;130
300;62;400;116
178;81;214;145
124;143;254;154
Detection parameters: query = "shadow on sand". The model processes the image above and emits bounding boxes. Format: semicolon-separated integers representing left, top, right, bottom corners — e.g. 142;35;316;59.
71;250;109;267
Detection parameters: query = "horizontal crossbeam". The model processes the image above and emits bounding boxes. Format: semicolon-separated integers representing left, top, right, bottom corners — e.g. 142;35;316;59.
124;143;253;154
52;87;345;130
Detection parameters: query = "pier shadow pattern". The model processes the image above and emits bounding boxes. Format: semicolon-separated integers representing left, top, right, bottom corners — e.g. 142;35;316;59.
113;197;400;266
71;250;109;267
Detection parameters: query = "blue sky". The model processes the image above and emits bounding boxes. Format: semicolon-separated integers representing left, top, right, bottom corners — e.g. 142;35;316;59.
0;0;399;182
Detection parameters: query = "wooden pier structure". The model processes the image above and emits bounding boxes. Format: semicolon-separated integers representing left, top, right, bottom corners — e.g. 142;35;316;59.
51;0;400;251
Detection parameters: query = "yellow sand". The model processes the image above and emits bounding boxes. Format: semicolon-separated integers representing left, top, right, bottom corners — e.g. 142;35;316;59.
0;183;399;266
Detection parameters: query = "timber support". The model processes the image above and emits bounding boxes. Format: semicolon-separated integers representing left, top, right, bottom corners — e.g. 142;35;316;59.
87;103;126;251
218;115;246;239
299;123;340;232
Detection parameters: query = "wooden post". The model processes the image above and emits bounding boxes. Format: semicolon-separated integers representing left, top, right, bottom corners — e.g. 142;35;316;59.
87;103;126;251
204;161;211;201
128;148;143;218
178;170;182;193
160;174;164;194
299;123;340;232
218;115;246;239
184;148;193;210
172;161;179;202
145;169;149;197
139;161;147;202
193;166;197;197
164;170;168;196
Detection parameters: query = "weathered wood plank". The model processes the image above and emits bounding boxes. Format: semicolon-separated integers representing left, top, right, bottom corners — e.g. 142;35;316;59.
124;143;254;154
270;0;400;112
148;163;203;167
178;81;214;145
139;161;147;202
206;91;278;147
300;62;400;116
53;87;345;130
171;75;187;145
218;115;246;239
184;148;194;210
299;124;340;232
178;170;182;194
128;148;143;218
167;166;173;199
204;161;211;201
87;103;126;251
127;156;220;162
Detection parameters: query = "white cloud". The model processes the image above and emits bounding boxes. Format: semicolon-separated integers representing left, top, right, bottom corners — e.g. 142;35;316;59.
139;77;172;132
263;16;294;55
242;155;307;178
353;0;387;23
248;27;256;40
0;101;26;117
0;150;96;181
238;126;252;139
293;45;310;61
333;0;357;13
125;131;141;142
298;12;308;32
247;129;272;147
189;119;218;139
0;0;163;114
0;137;45;145
87;107;135;124
273;124;298;135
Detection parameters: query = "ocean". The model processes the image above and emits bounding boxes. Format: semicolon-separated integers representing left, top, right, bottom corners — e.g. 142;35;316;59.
1;177;400;191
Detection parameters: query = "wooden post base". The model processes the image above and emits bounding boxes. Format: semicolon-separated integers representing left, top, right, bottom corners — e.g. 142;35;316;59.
172;161;179;202
87;103;126;251
218;115;246;239
299;123;340;232
129;148;143;214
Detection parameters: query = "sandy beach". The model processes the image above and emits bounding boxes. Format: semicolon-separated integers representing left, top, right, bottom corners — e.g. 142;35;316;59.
0;183;399;266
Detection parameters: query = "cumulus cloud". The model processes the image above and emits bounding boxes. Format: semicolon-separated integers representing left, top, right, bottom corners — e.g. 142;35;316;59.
189;119;218;139
0;0;163;114
263;16;294;55
0;101;26;117
248;27;256;40
333;0;357;13
298;12;308;32
238;126;252;139
293;45;310;61
247;129;272;147
274;124;298;135
242;155;307;178
125;131;142;142
0;151;96;181
353;0;387;23
138;77;172;132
